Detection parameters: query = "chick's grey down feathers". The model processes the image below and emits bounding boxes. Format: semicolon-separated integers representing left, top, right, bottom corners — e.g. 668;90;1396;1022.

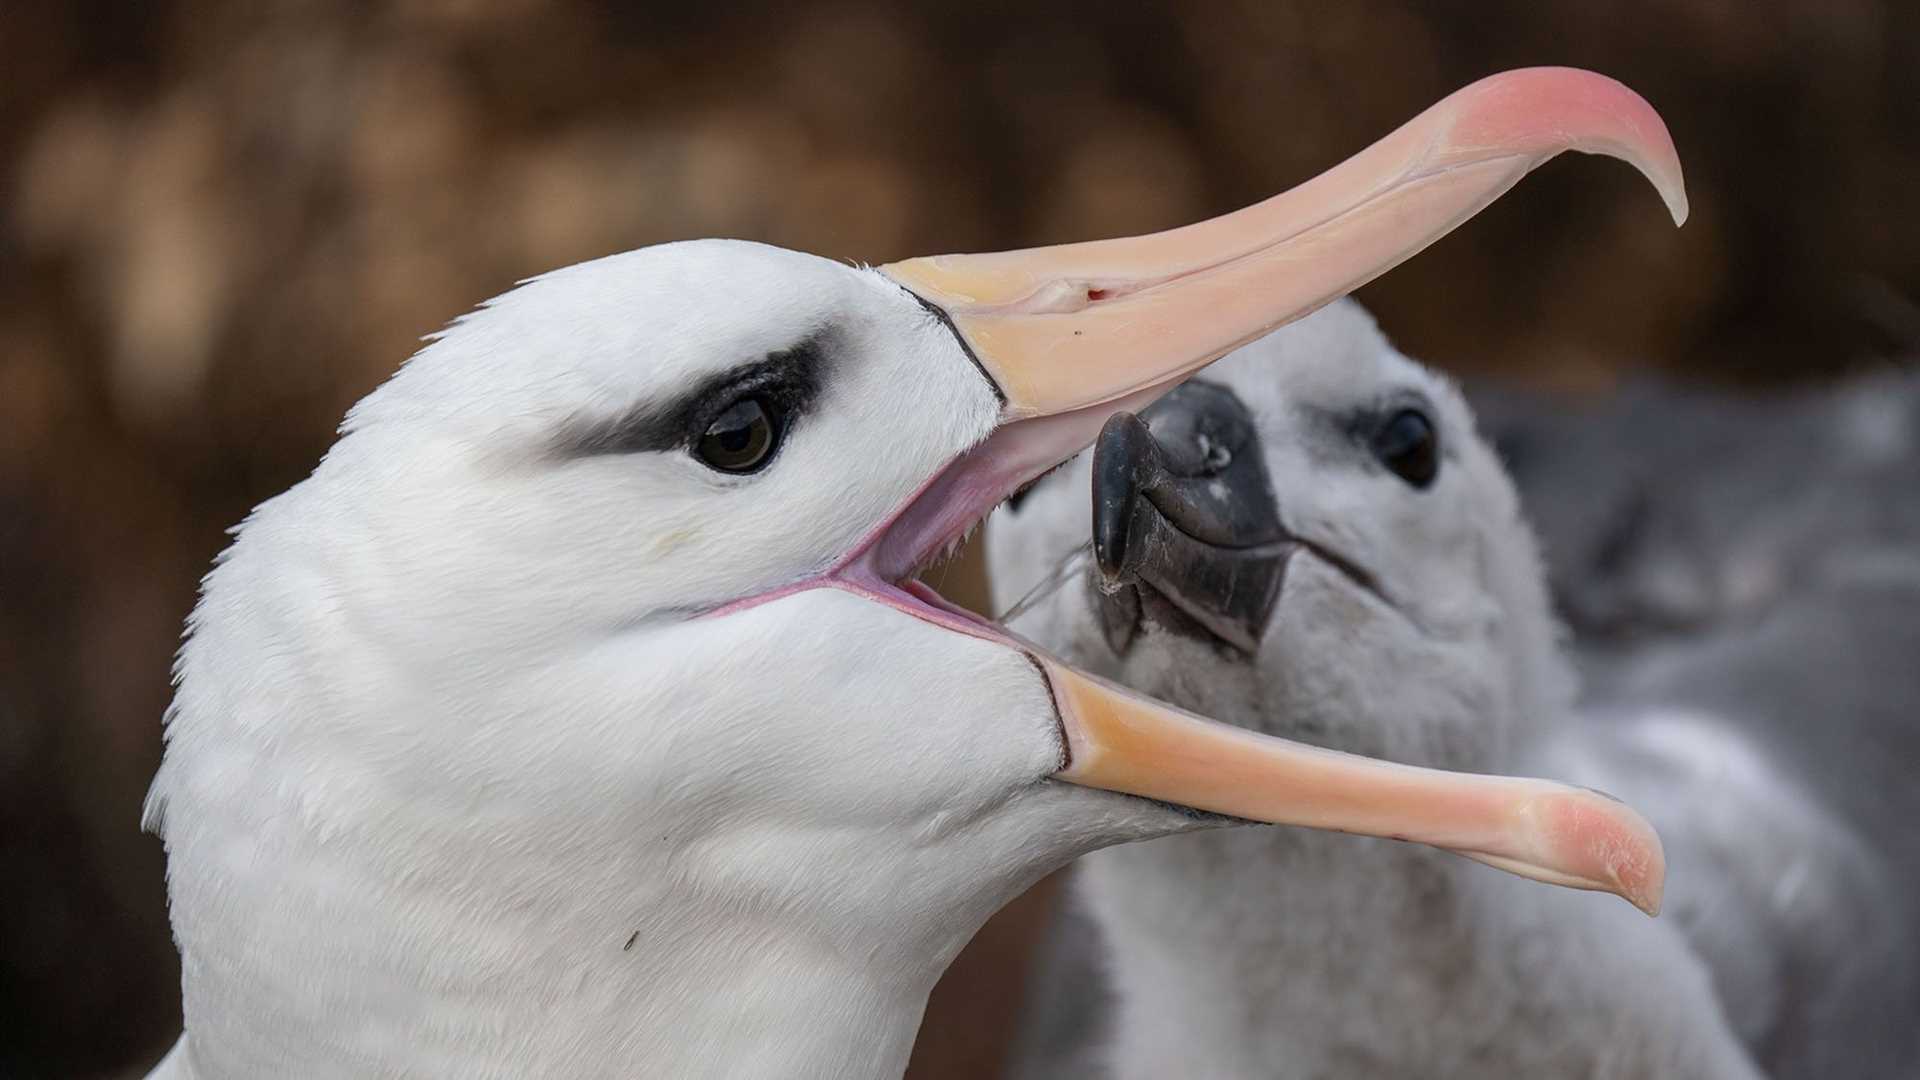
991;300;1918;1079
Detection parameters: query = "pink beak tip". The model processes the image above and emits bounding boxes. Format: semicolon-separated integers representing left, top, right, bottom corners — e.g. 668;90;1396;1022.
1456;66;1690;227
1552;784;1670;916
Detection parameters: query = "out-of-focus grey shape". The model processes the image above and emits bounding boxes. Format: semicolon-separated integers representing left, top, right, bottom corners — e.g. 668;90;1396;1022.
1473;371;1920;644
1005;367;1920;1078
1473;370;1920;1077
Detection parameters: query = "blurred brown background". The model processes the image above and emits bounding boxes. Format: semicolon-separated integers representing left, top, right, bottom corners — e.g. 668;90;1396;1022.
2;2;1915;1076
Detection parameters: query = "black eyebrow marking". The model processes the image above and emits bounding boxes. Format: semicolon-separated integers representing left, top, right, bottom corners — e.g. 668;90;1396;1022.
554;336;827;459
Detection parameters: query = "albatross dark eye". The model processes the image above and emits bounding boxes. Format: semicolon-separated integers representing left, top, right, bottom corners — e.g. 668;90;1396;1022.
696;395;781;473
1372;407;1439;488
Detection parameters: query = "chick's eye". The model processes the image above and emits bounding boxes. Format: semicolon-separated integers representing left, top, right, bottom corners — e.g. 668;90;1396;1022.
1372;408;1438;488
696;395;781;473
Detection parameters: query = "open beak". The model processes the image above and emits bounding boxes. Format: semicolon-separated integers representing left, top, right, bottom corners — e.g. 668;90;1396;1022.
863;67;1684;913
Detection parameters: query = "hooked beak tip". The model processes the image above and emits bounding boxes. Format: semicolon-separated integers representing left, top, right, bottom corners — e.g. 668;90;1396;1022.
881;66;1689;422
1448;66;1689;227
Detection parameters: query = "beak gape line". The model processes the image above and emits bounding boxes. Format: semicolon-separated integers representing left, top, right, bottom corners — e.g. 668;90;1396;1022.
856;67;1683;913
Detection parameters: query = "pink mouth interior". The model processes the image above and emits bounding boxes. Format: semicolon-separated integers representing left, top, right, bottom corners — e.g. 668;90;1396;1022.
820;379;1187;637
706;387;1175;641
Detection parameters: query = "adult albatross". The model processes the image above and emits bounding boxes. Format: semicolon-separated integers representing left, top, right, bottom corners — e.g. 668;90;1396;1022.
142;69;1685;1078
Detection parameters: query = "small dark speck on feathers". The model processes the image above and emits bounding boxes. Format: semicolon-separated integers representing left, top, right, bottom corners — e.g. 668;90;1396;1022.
624;932;639;952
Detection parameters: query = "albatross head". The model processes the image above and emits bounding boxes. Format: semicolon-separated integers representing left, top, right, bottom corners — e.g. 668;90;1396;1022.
990;300;1569;780
146;68;1684;1077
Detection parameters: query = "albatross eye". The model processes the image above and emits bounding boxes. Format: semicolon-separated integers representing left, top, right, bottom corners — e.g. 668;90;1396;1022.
1372;407;1439;488
696;395;781;473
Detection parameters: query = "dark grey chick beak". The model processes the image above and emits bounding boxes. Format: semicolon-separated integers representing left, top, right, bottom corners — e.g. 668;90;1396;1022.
1091;380;1293;656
